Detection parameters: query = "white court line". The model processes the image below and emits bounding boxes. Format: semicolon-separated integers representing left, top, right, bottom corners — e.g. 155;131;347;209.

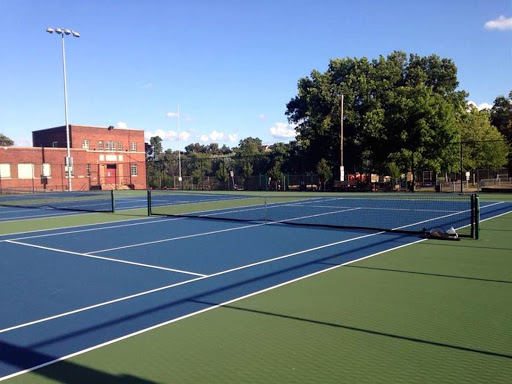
3;206;511;381
86;223;266;254
0;229;386;336
4;240;206;277
480;206;512;222
0;235;426;382
479;201;506;209
1;197;311;242
0;210;80;222
0;207;41;214
393;207;473;230
87;207;361;255
0;216;158;239
5;217;184;242
297;204;462;213
0;276;205;335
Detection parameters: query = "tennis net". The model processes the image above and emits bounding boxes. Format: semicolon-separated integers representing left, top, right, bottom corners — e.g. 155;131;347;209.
0;189;115;213
147;191;479;238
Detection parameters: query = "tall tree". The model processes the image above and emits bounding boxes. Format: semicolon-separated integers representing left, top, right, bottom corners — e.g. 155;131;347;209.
490;91;512;144
286;51;467;177
0;133;14;146
149;136;163;160
457;106;509;170
234;137;268;183
316;158;332;191
145;136;164;188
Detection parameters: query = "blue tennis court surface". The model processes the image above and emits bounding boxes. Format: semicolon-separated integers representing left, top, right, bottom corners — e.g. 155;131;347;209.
1;195;511;379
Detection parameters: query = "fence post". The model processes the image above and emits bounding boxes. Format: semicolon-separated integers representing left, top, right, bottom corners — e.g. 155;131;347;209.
460;141;464;194
147;190;152;216
111;190;115;213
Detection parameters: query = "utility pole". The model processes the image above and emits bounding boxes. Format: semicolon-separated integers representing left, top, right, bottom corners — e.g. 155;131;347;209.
340;94;344;181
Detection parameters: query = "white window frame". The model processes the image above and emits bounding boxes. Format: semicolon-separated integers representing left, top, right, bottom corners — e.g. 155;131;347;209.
82;139;89;149
98;141;104;150
0;163;11;178
18;163;34;179
130;142;137;152
130;164;138;176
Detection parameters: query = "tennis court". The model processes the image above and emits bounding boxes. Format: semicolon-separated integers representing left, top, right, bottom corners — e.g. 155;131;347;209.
1;191;511;383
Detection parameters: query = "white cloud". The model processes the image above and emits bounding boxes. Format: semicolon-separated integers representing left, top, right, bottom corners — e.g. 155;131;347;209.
270;122;297;139
209;130;224;141
166;112;179;118
117;122;127;129
180;131;191;141
198;130;236;143
258;114;265;120
468;101;492;110
484;15;512;30
145;130;190;142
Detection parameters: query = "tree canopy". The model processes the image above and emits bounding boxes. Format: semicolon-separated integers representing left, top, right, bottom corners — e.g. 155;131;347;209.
490;91;512;144
0;133;14;146
145;52;510;190
286;51;468;177
458;106;509;170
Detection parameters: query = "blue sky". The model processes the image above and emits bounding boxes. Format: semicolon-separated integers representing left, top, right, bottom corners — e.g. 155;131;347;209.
0;0;510;150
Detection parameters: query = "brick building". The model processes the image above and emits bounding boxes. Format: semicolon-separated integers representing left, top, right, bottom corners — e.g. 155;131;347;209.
0;125;147;191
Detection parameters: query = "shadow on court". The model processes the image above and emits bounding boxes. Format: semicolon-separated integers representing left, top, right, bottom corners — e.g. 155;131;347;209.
0;340;157;383
190;299;512;361
343;264;512;284
2;231;413;377
416;241;512;252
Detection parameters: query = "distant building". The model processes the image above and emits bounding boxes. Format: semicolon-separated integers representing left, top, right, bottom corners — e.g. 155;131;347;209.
0;125;146;191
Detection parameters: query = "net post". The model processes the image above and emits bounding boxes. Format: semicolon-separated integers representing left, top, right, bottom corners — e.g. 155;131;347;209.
147;190;152;216
475;194;480;240
111;190;115;213
470;194;474;238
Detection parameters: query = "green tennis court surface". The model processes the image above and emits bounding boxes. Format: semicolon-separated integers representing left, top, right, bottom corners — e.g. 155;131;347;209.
4;196;511;383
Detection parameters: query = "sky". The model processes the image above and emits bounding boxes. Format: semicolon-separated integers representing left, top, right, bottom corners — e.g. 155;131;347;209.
0;0;510;150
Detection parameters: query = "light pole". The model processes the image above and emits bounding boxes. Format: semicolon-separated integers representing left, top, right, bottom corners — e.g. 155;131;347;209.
340;94;344;181
46;27;80;191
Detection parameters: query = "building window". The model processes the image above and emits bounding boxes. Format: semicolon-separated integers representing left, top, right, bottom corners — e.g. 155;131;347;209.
98;141;103;150
130;142;137;152
82;139;89;149
41;163;51;177
131;164;138;176
18;164;34;179
86;164;91;177
118;141;123;151
105;141;116;151
0;163;11;178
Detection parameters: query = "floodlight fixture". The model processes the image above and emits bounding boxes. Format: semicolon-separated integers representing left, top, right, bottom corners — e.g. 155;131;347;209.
64;29;71;35
56;28;63;34
46;27;54;33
